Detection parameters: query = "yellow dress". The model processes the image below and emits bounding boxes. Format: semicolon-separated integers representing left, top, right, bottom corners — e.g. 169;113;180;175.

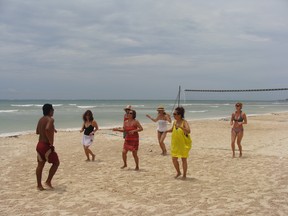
171;121;192;158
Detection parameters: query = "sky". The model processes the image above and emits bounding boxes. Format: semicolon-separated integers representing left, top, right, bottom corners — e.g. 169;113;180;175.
0;0;288;100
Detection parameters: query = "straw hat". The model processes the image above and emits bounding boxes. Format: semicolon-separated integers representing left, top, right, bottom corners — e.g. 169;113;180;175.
157;105;165;111
124;105;132;111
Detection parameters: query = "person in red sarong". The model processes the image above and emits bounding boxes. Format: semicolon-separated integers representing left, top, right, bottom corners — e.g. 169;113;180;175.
113;109;143;170
36;104;60;191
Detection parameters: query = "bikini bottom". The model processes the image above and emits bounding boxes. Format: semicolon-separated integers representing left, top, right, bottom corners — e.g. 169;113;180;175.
232;128;244;135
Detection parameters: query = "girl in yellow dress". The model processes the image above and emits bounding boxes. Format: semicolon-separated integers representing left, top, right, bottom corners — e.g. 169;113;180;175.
165;107;192;179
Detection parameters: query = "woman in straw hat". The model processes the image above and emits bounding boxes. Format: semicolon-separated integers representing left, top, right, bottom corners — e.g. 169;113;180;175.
146;105;171;155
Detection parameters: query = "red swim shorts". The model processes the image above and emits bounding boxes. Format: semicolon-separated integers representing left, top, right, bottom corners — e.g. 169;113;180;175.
36;141;59;164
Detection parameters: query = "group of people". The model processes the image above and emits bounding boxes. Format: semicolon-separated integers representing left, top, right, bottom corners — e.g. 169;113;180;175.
35;102;247;190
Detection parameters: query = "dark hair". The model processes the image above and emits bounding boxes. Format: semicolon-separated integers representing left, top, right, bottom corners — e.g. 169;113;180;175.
42;104;54;116
131;110;136;119
175;106;185;118
83;110;94;122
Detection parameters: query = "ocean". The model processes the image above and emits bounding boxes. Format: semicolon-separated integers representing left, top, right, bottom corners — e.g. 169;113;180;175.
1;99;288;137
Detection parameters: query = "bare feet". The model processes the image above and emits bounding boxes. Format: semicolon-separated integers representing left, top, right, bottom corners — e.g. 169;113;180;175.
135;166;139;171
175;173;181;179
92;154;95;161
45;182;54;190
85;159;90;162
161;151;167;156
181;176;187;180
37;186;45;191
121;164;127;169
239;153;242;158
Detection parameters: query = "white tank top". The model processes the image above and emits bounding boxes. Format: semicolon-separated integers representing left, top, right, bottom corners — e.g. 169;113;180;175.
157;120;168;132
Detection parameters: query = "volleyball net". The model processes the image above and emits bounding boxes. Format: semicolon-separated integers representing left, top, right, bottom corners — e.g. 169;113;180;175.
184;88;288;101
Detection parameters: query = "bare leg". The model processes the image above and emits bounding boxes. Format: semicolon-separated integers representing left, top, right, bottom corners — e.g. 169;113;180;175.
121;149;128;169
36;161;46;190
172;157;181;178
86;148;95;161
132;151;139;170
181;158;188;179
231;130;237;158
159;132;167;155
237;131;244;157
83;146;90;161
45;161;59;189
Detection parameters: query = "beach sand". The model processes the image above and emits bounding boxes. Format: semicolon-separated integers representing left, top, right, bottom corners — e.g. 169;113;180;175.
0;113;288;216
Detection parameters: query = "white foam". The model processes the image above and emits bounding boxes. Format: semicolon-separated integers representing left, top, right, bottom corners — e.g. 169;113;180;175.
0;110;18;113
189;110;208;113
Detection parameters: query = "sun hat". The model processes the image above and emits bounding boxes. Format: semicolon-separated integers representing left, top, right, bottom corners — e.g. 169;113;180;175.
124;105;132;111
157;105;165;111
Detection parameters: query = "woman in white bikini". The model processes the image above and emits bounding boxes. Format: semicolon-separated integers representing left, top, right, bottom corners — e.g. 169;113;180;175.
146;106;171;155
230;102;247;158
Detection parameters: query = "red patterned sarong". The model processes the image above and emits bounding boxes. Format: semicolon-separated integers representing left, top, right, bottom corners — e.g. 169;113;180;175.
36;141;59;164
123;126;139;151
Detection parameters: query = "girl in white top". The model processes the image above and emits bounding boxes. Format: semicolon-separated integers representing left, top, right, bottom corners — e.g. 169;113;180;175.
146;106;171;155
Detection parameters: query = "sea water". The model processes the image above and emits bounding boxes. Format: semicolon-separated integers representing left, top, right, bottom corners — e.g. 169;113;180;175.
1;99;288;137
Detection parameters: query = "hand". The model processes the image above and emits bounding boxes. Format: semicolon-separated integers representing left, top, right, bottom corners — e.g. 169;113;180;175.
50;145;55;152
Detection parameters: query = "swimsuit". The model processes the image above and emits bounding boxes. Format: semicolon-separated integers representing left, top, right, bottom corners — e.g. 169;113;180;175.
84;125;94;135
232;127;244;134
157;120;168;133
82;124;94;146
36;141;59;164
233;112;244;122
232;112;244;135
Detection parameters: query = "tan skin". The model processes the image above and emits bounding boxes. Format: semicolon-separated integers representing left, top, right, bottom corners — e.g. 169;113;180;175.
165;111;191;179
230;104;247;158
36;109;59;191
113;112;143;170
146;110;171;155
80;116;99;161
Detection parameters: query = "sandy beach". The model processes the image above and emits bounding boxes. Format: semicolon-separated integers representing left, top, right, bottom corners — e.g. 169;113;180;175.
0;113;288;216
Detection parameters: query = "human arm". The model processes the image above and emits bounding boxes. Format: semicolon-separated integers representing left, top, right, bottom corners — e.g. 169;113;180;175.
238;113;247;125
146;114;157;122
165;121;174;133
36;122;40;135
179;120;191;134
80;123;85;133
113;127;124;132
230;113;234;126
165;114;172;123
91;120;99;135
126;120;143;134
45;118;55;145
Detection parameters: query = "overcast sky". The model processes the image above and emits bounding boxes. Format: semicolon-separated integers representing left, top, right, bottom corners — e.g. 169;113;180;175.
0;0;288;99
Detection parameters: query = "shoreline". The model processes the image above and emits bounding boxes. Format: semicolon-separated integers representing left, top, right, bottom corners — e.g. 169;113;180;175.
2;110;288;138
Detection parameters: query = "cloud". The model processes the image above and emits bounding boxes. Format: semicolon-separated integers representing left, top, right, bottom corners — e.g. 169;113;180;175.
238;34;270;42
0;0;288;99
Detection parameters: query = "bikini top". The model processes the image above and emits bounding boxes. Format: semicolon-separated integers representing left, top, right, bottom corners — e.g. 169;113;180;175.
233;112;244;122
84;124;94;135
